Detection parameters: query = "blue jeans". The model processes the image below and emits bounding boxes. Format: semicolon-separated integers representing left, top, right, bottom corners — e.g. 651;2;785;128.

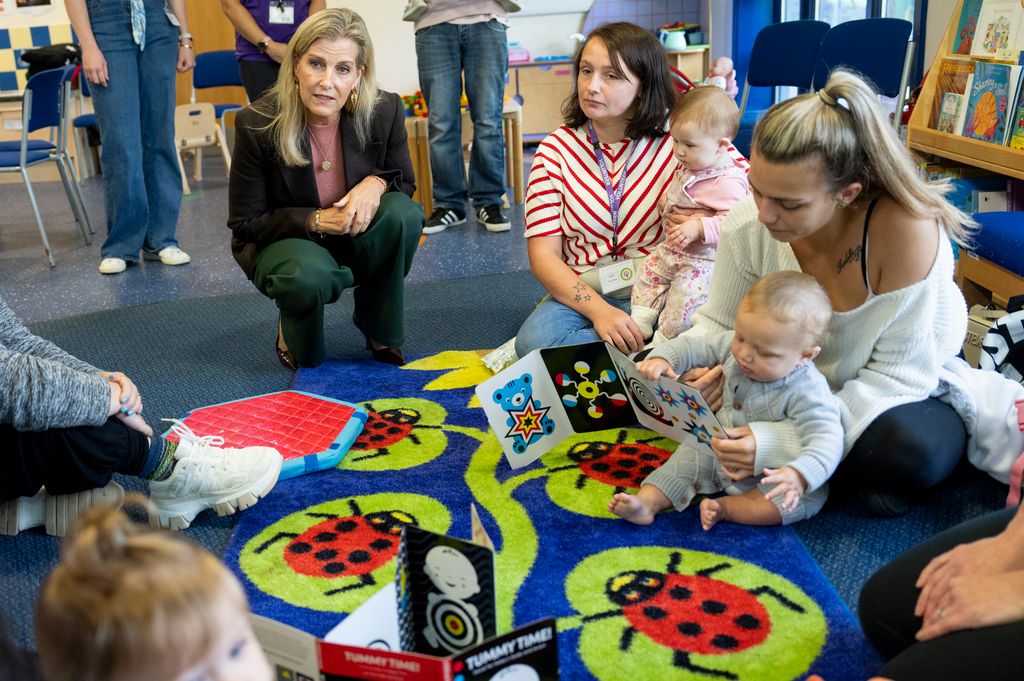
415;20;508;209
515;295;632;357
87;0;182;260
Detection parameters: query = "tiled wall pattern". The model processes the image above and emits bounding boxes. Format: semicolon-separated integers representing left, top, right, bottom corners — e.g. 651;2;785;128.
582;0;704;36
0;23;74;91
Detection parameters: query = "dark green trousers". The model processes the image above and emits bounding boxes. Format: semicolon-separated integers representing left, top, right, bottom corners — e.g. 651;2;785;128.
252;192;424;367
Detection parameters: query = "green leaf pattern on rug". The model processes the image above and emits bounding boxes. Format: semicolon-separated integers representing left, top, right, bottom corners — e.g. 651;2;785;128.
562;547;826;680
239;493;451;612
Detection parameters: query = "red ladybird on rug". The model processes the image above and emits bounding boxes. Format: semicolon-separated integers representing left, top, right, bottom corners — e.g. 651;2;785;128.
549;429;673;492
253;499;416;595
583;552;806;678
349;404;443;462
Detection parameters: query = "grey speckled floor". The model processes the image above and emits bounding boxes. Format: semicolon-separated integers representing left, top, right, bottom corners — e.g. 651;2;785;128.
0;156;531;324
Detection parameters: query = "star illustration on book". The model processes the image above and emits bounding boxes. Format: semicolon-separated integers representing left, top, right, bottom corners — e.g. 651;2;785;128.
681;393;707;417
656;385;679;406
505;400;552;445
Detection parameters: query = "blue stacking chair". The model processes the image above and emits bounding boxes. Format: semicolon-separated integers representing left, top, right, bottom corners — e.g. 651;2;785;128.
72;73;98;173
192;50;246;142
735;20;830;157
812;18;914;130
0;65;92;267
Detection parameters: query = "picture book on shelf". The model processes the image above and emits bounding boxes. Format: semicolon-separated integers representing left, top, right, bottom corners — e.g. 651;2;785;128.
475;340;725;469
1007;83;1024;148
932;58;976;130
936;92;966;133
954;0;984;54
970;0;1023;62
962;61;1021;143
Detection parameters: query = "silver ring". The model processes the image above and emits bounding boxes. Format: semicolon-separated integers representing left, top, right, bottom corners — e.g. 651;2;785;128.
937;608;946;619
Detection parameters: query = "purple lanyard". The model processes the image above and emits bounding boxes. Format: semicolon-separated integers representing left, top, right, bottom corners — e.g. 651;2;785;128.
588;122;634;261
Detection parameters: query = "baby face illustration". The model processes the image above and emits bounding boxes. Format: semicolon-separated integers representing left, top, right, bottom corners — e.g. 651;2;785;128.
424;546;480;599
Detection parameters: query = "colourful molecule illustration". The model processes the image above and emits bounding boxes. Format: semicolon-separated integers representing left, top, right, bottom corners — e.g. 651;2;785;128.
555;361;628;419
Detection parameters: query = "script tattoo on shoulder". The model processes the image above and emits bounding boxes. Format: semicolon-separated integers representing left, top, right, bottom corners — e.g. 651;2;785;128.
836;245;862;274
573;281;592;303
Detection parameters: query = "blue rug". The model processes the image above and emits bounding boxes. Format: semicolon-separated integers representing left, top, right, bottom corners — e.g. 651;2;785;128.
223;351;882;680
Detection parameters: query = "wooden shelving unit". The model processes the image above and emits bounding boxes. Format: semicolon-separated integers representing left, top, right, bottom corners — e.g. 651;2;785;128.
907;0;1024;178
907;0;1024;306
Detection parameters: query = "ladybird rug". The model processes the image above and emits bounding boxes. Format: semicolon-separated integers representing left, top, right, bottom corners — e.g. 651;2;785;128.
223;351;882;680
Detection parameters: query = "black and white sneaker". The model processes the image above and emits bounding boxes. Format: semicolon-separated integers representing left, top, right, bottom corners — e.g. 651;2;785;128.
475;204;511;232
423;207;466;235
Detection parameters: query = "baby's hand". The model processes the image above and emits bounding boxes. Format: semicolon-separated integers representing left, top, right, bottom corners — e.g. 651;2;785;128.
666;217;703;251
762;466;807;512
635;357;678;381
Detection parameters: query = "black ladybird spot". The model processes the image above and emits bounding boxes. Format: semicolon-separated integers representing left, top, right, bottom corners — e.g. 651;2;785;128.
315;549;338;561
620;446;638;455
314;532;337;543
677;622;702;637
640;452;660;461
711;634;739;649
387;426;402;435
611;470;631;480
734;614;761;630
370;538;393;551
335;520;359;532
702;600;727;615
348;550;372;564
642;606;668;621
370;434;386;442
640;466;656;476
669;586;692;600
371;421;387;430
323;562;347;574
289;542;312;554
592;462;611;472
616;458;638;469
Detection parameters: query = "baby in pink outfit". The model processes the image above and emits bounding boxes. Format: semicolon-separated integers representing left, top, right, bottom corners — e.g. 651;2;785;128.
631;86;749;343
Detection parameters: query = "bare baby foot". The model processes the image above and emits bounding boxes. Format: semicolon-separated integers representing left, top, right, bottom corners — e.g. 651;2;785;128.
700;497;727;530
609;492;656;525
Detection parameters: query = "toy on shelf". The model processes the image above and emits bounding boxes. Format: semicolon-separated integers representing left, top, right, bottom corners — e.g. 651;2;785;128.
401;90;428;118
704;56;739;98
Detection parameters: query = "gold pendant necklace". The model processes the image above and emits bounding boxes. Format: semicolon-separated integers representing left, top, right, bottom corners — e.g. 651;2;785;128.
308;123;338;172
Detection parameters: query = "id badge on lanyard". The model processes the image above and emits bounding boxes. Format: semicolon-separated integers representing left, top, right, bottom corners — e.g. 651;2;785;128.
269;0;295;24
590;122;636;295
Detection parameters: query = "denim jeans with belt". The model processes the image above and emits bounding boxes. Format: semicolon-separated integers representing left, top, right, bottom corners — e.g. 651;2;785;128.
415;19;508;210
87;0;182;260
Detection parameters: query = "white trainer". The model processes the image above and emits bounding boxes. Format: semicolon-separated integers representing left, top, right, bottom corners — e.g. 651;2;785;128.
0;480;124;537
148;420;283;530
99;257;127;275
144;246;191;266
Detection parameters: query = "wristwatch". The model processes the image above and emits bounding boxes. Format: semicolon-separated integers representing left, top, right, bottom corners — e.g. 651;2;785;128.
257;36;271;53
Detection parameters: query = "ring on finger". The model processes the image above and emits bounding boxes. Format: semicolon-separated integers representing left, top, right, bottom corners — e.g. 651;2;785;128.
937;608;946;619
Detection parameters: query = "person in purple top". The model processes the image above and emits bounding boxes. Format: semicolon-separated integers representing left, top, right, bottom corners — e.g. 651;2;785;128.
221;0;325;102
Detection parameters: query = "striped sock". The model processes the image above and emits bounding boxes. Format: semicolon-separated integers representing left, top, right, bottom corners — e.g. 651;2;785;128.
142;438;179;482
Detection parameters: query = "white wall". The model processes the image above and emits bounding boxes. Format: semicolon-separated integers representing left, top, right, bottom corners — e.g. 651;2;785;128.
0;1;68;28
924;0;956;71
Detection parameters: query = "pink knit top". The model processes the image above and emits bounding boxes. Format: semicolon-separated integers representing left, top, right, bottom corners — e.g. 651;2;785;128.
308;120;346;208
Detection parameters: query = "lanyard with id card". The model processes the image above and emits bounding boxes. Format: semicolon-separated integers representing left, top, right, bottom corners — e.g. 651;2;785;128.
269;0;295;24
589;122;636;295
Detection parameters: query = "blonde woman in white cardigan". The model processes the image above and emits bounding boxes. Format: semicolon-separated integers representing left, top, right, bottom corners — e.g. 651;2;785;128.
678;69;1009;517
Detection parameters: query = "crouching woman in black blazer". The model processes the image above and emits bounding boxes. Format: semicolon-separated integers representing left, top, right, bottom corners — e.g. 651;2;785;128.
228;7;424;369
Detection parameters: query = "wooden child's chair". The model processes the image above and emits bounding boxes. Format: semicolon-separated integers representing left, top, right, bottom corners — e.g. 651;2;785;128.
174;103;231;196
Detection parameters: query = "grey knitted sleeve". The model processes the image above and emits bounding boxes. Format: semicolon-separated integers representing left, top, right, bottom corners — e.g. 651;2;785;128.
0;298;110;431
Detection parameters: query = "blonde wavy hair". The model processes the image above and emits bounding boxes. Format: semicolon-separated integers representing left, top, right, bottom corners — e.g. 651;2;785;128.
253;7;380;166
35;497;249;681
753;69;975;246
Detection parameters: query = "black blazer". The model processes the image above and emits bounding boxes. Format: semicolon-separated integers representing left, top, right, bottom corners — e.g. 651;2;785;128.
227;90;416;279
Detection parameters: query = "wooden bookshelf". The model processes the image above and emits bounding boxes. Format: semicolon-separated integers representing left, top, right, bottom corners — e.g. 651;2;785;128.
907;0;1024;179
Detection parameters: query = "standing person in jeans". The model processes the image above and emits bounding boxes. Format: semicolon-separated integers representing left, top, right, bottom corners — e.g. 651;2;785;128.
413;0;516;234
66;0;195;275
221;0;325;102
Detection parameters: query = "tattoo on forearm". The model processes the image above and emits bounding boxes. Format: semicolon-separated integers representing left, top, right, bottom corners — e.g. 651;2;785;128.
573;281;594;303
836;245;862;274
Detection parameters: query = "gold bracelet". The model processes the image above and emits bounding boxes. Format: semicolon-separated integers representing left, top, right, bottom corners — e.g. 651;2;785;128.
314;208;325;238
179;43;193;49
370;175;387;190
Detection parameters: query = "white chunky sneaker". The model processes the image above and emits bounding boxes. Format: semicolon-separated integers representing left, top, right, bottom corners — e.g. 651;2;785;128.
148;420;283;530
144;246;191;266
0;481;124;537
99;257;127;274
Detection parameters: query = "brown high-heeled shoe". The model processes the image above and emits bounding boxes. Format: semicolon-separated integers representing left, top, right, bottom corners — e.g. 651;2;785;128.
276;324;298;371
353;313;405;365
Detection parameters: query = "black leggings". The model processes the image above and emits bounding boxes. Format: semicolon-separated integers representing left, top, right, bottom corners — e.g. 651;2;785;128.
238;59;280;103
0;419;150;501
837;398;966;493
859;507;1022;680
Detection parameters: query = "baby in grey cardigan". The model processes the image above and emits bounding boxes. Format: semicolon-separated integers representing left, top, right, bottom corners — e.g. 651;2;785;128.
610;271;843;529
